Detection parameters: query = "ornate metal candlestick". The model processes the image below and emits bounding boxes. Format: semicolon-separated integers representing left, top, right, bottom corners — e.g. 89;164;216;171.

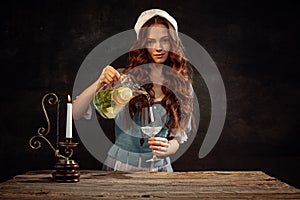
29;93;80;183
52;138;80;183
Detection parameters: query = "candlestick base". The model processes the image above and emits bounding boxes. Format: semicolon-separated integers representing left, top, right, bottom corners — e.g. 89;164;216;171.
52;159;80;183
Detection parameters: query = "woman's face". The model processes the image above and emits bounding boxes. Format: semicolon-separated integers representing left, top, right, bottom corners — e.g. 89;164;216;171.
146;24;171;64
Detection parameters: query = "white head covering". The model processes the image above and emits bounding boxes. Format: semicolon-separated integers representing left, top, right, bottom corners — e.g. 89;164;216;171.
134;8;178;38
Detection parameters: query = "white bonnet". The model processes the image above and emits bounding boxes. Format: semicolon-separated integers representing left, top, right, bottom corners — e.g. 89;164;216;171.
134;8;178;38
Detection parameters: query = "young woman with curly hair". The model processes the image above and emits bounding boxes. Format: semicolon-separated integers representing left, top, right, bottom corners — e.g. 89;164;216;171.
73;9;194;172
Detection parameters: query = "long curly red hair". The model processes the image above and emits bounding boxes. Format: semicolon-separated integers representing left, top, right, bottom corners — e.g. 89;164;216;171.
123;16;193;137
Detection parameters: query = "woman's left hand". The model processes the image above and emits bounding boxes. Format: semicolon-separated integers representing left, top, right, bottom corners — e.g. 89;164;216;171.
148;137;170;157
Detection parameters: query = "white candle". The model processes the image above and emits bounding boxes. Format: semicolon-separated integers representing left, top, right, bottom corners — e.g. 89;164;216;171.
66;95;72;138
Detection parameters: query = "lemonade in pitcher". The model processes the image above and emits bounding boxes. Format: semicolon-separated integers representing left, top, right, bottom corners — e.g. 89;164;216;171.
93;74;148;119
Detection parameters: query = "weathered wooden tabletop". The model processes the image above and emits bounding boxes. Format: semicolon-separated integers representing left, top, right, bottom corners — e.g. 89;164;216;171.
0;170;299;199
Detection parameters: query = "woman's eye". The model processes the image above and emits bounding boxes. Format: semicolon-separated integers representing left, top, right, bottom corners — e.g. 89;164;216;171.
161;38;170;44
146;40;155;47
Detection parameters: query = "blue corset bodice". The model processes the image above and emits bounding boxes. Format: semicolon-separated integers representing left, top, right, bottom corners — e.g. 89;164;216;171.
107;103;170;168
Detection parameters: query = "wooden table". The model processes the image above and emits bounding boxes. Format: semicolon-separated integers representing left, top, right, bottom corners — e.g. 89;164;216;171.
0;170;300;199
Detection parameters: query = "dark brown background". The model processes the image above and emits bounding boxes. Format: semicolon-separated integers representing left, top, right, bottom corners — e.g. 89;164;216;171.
1;0;299;188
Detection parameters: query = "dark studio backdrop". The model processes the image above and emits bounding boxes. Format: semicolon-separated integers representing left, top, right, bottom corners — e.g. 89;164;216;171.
1;0;300;188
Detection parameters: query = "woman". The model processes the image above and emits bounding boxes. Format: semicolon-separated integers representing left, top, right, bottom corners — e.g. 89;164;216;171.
73;8;194;171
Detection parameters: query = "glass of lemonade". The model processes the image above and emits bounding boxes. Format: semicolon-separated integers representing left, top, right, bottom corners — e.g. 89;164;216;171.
140;106;163;163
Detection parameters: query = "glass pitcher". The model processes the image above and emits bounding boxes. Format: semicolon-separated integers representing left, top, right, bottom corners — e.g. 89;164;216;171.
93;74;148;119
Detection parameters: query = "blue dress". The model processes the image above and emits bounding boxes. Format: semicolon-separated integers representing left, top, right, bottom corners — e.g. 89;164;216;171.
102;102;173;171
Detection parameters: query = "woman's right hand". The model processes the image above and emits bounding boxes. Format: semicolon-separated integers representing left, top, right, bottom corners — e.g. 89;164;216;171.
97;65;121;90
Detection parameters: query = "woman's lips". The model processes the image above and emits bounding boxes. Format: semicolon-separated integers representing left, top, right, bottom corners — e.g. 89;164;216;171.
153;53;164;58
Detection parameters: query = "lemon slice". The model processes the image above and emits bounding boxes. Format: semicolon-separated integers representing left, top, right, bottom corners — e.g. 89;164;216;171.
112;87;133;105
118;87;133;101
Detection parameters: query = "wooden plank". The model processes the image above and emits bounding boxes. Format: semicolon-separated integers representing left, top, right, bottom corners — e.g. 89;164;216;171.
0;170;299;199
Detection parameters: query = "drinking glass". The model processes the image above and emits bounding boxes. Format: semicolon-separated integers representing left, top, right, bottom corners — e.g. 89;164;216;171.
140;106;163;163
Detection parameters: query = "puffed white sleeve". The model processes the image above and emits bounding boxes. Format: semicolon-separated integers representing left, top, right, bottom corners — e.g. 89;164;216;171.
82;104;92;120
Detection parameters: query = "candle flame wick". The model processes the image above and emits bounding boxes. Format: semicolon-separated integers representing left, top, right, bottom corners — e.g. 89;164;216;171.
68;95;71;103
